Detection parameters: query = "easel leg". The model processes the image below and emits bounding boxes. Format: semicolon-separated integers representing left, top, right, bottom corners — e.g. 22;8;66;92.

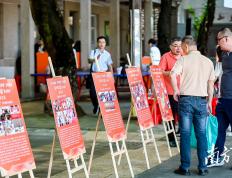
123;140;134;178
140;130;150;169
150;128;161;163
47;131;56;178
29;170;35;178
118;105;133;165
109;142;119;178
88;113;102;174
66;160;72;178
81;154;89;178
170;121;180;152
163;121;172;157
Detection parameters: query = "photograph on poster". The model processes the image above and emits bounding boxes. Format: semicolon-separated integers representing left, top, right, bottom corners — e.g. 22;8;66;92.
0;105;24;136
52;97;77;127
130;82;149;110
98;91;116;111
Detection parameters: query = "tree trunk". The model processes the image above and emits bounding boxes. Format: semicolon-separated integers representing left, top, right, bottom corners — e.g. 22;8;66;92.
29;0;85;116
197;0;215;55
157;0;172;55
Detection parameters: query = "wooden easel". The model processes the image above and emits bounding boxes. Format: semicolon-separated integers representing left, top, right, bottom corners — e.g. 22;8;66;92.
4;170;35;178
87;57;134;178
149;65;180;157
117;54;161;169
46;57;89;178
162;119;179;157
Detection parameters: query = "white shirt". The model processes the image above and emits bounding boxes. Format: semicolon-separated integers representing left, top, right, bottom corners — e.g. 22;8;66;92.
150;45;161;65
89;49;113;72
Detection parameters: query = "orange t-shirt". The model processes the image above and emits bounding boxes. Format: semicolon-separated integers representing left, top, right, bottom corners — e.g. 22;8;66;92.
159;51;181;95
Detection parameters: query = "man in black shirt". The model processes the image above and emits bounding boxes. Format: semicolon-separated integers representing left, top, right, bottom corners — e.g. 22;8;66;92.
209;28;232;167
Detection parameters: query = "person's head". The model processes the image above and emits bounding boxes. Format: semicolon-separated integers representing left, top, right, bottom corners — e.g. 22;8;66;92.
148;39;157;48
181;35;197;55
217;28;232;52
169;37;182;56
97;36;107;51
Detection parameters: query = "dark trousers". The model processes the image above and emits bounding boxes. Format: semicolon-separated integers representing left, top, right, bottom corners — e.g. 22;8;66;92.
168;95;178;141
215;98;232;157
89;77;98;110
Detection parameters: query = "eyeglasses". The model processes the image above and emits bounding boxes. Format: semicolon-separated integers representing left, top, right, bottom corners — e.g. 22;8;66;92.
171;45;182;48
217;36;228;43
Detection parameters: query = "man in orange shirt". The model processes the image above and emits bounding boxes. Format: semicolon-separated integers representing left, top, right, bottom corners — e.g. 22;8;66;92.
159;37;182;147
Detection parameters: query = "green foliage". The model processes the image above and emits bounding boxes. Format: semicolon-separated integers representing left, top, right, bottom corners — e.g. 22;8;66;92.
187;4;208;38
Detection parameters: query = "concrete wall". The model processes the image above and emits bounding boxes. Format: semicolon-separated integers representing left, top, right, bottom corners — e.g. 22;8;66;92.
0;1;19;66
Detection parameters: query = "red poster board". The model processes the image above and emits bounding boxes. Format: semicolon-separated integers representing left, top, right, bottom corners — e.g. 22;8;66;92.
0;79;35;176
150;66;173;121
47;77;85;159
126;67;154;130
92;72;126;142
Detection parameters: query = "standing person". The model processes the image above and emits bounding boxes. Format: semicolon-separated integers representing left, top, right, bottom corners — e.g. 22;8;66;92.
88;36;113;114
171;35;215;176
148;39;161;65
209;28;232;167
159;37;182;147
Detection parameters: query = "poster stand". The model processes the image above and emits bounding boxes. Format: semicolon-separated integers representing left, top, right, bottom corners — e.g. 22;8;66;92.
117;54;161;169
0;78;35;178
4;170;35;178
87;57;134;178
162;119;179;157
149;65;180;157
46;57;89;178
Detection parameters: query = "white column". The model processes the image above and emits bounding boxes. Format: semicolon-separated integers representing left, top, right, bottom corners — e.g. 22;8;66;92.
144;0;153;55
80;0;91;69
110;0;120;67
20;0;35;98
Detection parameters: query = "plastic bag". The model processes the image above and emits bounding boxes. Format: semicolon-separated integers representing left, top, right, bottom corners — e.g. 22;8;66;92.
190;114;218;154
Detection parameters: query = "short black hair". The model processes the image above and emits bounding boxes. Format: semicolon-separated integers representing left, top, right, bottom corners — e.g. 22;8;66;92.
97;36;107;42
182;35;196;46
148;39;157;45
170;37;182;44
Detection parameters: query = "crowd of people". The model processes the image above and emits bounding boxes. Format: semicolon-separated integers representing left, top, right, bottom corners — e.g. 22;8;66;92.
87;27;232;176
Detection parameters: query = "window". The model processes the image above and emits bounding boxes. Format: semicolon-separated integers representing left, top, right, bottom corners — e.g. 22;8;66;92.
91;14;97;49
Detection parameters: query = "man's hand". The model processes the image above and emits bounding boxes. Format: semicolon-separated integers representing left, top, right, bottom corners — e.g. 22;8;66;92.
173;90;180;101
207;101;212;114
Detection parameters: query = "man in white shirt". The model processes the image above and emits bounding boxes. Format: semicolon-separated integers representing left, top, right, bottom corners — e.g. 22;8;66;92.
148;39;161;65
88;36;113;114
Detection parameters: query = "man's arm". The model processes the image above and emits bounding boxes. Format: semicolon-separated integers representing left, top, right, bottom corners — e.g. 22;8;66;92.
207;80;214;113
159;54;170;76
170;58;183;101
170;72;180;101
108;64;113;73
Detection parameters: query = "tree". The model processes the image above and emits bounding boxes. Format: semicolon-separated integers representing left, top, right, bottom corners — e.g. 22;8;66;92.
29;0;85;116
157;0;172;54
197;0;215;55
188;0;216;55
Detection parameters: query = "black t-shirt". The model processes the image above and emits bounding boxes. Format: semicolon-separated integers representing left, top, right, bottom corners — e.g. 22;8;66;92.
221;52;232;98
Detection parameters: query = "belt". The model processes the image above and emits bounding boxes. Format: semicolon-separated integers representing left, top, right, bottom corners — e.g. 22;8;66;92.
180;95;207;99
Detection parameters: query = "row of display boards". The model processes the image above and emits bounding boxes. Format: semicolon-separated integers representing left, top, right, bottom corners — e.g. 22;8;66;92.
0;56;179;178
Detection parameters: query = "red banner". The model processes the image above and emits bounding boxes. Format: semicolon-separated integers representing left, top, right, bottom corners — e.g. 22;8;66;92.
92;72;126;142
150;66;173;121
0;79;35;176
47;77;85;159
126;67;154;130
